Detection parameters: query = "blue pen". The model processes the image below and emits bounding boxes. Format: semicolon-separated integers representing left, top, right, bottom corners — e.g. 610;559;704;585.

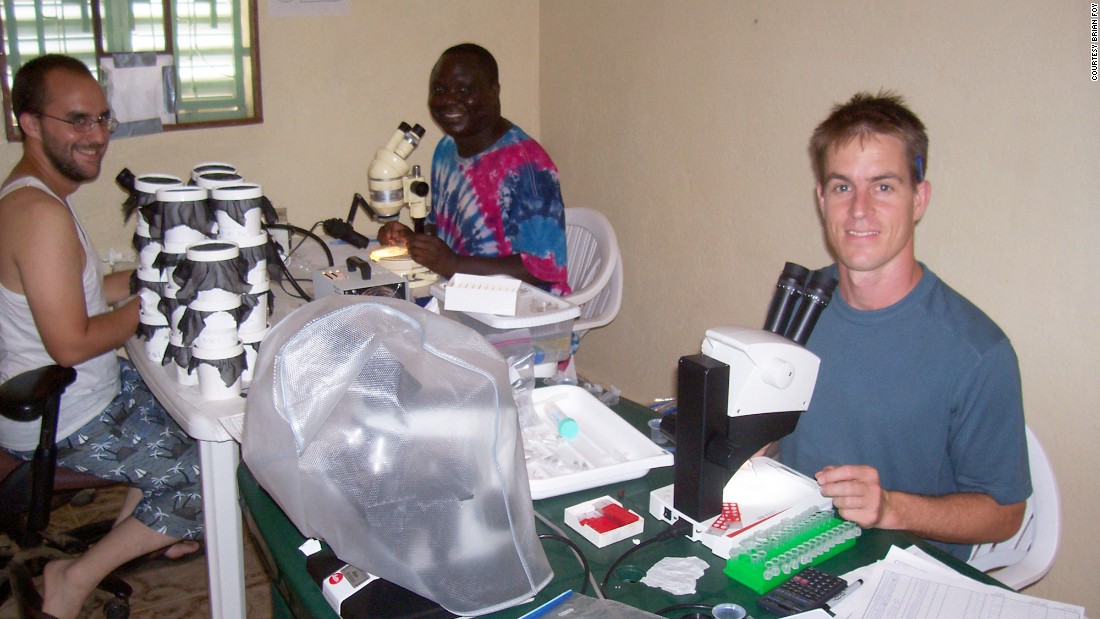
518;589;574;619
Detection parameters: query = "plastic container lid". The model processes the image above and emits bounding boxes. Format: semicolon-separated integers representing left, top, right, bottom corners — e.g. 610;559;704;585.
191;162;236;181
157;186;208;202
134;174;182;193
211;183;263;200
186;240;240;261
195;172;245;190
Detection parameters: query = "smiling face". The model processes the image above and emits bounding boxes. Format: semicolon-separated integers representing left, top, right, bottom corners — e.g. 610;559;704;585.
428;51;504;156
817;133;930;302
30;69;111;186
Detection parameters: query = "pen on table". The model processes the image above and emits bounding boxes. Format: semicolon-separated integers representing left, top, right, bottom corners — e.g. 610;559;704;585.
822;578;863;614
518;589;573;619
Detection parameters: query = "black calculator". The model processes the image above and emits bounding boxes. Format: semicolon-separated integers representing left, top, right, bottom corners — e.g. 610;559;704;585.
756;567;848;616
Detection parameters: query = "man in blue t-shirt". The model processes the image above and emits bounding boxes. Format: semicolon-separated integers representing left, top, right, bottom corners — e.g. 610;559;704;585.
778;92;1031;560
380;43;569;295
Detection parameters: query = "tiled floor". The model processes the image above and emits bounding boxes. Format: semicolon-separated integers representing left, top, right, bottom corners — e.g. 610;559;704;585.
1;485;273;619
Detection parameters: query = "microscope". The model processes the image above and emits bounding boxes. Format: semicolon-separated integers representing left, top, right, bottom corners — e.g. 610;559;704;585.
365;122;431;229
649;264;840;560
320;122;438;290
323;122;431;247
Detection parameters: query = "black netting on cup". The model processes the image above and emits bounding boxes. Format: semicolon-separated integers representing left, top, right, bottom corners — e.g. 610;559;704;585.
194;353;247;388
178;306;245;348
136;322;162;340
135;278;163;296
237;241;267;271
164;342;188;368
154;251;186;272
173;255;250;306
210;195;262;227
132;231;160;253
159;198;215;239
240;290;274;316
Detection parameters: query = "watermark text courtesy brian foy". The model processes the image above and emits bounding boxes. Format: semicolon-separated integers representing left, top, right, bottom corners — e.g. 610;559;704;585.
1092;3;1099;81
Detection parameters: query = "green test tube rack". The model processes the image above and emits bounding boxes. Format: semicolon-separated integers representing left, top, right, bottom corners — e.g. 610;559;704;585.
723;512;861;593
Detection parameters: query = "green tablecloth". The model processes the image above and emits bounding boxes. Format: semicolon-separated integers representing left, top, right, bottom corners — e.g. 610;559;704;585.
238;394;994;619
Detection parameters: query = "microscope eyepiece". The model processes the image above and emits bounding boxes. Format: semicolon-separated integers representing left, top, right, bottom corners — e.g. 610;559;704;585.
764;262;810;335
784;269;839;345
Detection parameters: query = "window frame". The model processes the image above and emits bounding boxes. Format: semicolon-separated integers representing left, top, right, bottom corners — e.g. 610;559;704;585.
0;0;262;142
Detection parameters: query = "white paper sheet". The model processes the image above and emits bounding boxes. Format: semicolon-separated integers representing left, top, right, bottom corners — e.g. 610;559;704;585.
830;546;1085;619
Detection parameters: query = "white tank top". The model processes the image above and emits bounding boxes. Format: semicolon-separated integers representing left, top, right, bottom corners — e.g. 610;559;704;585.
0;177;119;451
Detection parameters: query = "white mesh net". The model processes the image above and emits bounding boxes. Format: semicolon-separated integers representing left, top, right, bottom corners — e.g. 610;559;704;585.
242;295;551;615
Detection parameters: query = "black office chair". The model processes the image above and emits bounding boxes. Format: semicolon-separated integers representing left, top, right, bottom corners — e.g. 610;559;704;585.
0;366;132;619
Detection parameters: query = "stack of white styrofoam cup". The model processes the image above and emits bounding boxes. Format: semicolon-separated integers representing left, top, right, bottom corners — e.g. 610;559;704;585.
157;185;211;379
137;283;169;363
235;232;270;339
131;174;181;363
211;183;270;383
160;234;191;385
180;241;247;400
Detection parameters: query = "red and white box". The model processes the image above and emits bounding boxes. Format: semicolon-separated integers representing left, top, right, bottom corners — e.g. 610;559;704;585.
565;496;644;548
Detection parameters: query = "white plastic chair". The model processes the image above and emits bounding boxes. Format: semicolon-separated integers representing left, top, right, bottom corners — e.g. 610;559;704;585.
562;207;622;339
967;425;1061;590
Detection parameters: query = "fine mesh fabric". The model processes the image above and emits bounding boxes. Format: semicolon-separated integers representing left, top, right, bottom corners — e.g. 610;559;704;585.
242;295;552;615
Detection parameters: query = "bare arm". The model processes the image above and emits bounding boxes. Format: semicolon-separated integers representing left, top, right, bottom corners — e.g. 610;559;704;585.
102;270;135;306
816;464;1026;544
13;195;137;367
405;233;550;287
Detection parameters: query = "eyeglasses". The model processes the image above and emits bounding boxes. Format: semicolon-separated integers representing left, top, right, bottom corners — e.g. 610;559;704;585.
36;112;119;134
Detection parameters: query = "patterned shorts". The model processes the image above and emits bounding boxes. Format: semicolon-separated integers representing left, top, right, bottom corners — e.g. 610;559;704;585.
9;358;203;540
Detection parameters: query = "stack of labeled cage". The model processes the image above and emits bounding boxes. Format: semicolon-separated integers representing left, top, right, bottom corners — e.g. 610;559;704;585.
127;162;274;399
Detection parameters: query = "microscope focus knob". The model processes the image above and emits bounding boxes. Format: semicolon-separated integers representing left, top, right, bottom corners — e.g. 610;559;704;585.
760;358;795;390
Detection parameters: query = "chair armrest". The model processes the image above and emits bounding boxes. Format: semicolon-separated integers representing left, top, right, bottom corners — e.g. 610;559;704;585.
0;366;77;423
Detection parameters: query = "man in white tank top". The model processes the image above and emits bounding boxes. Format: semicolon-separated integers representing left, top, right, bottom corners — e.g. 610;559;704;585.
0;55;201;619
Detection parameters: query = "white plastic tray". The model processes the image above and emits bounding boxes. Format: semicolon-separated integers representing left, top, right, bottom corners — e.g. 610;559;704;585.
430;278;579;328
525;385;673;499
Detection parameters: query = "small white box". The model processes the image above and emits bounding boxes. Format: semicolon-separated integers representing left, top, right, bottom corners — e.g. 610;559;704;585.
442;274;521;315
564;496;644;548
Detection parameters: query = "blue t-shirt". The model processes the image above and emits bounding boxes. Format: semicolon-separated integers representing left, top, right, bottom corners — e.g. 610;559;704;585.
427;125;570;295
779;265;1031;560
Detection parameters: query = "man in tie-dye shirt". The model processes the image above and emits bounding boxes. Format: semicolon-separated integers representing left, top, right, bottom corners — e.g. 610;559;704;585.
379;43;570;295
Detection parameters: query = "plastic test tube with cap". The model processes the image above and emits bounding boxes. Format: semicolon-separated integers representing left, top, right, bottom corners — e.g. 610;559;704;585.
545;402;578;439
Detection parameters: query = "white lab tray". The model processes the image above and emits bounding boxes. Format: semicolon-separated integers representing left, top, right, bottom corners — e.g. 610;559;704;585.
525;385;673;500
430;278;579;328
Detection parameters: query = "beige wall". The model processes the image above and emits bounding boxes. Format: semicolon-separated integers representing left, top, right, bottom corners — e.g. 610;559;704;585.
541;0;1098;612
2;0;1094;612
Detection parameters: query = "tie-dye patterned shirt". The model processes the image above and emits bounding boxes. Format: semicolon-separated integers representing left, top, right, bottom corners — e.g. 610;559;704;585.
428;125;570;295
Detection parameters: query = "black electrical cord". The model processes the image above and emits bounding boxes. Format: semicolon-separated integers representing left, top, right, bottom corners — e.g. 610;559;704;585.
263;222;334;302
538;533;591;595
599;518;695;598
